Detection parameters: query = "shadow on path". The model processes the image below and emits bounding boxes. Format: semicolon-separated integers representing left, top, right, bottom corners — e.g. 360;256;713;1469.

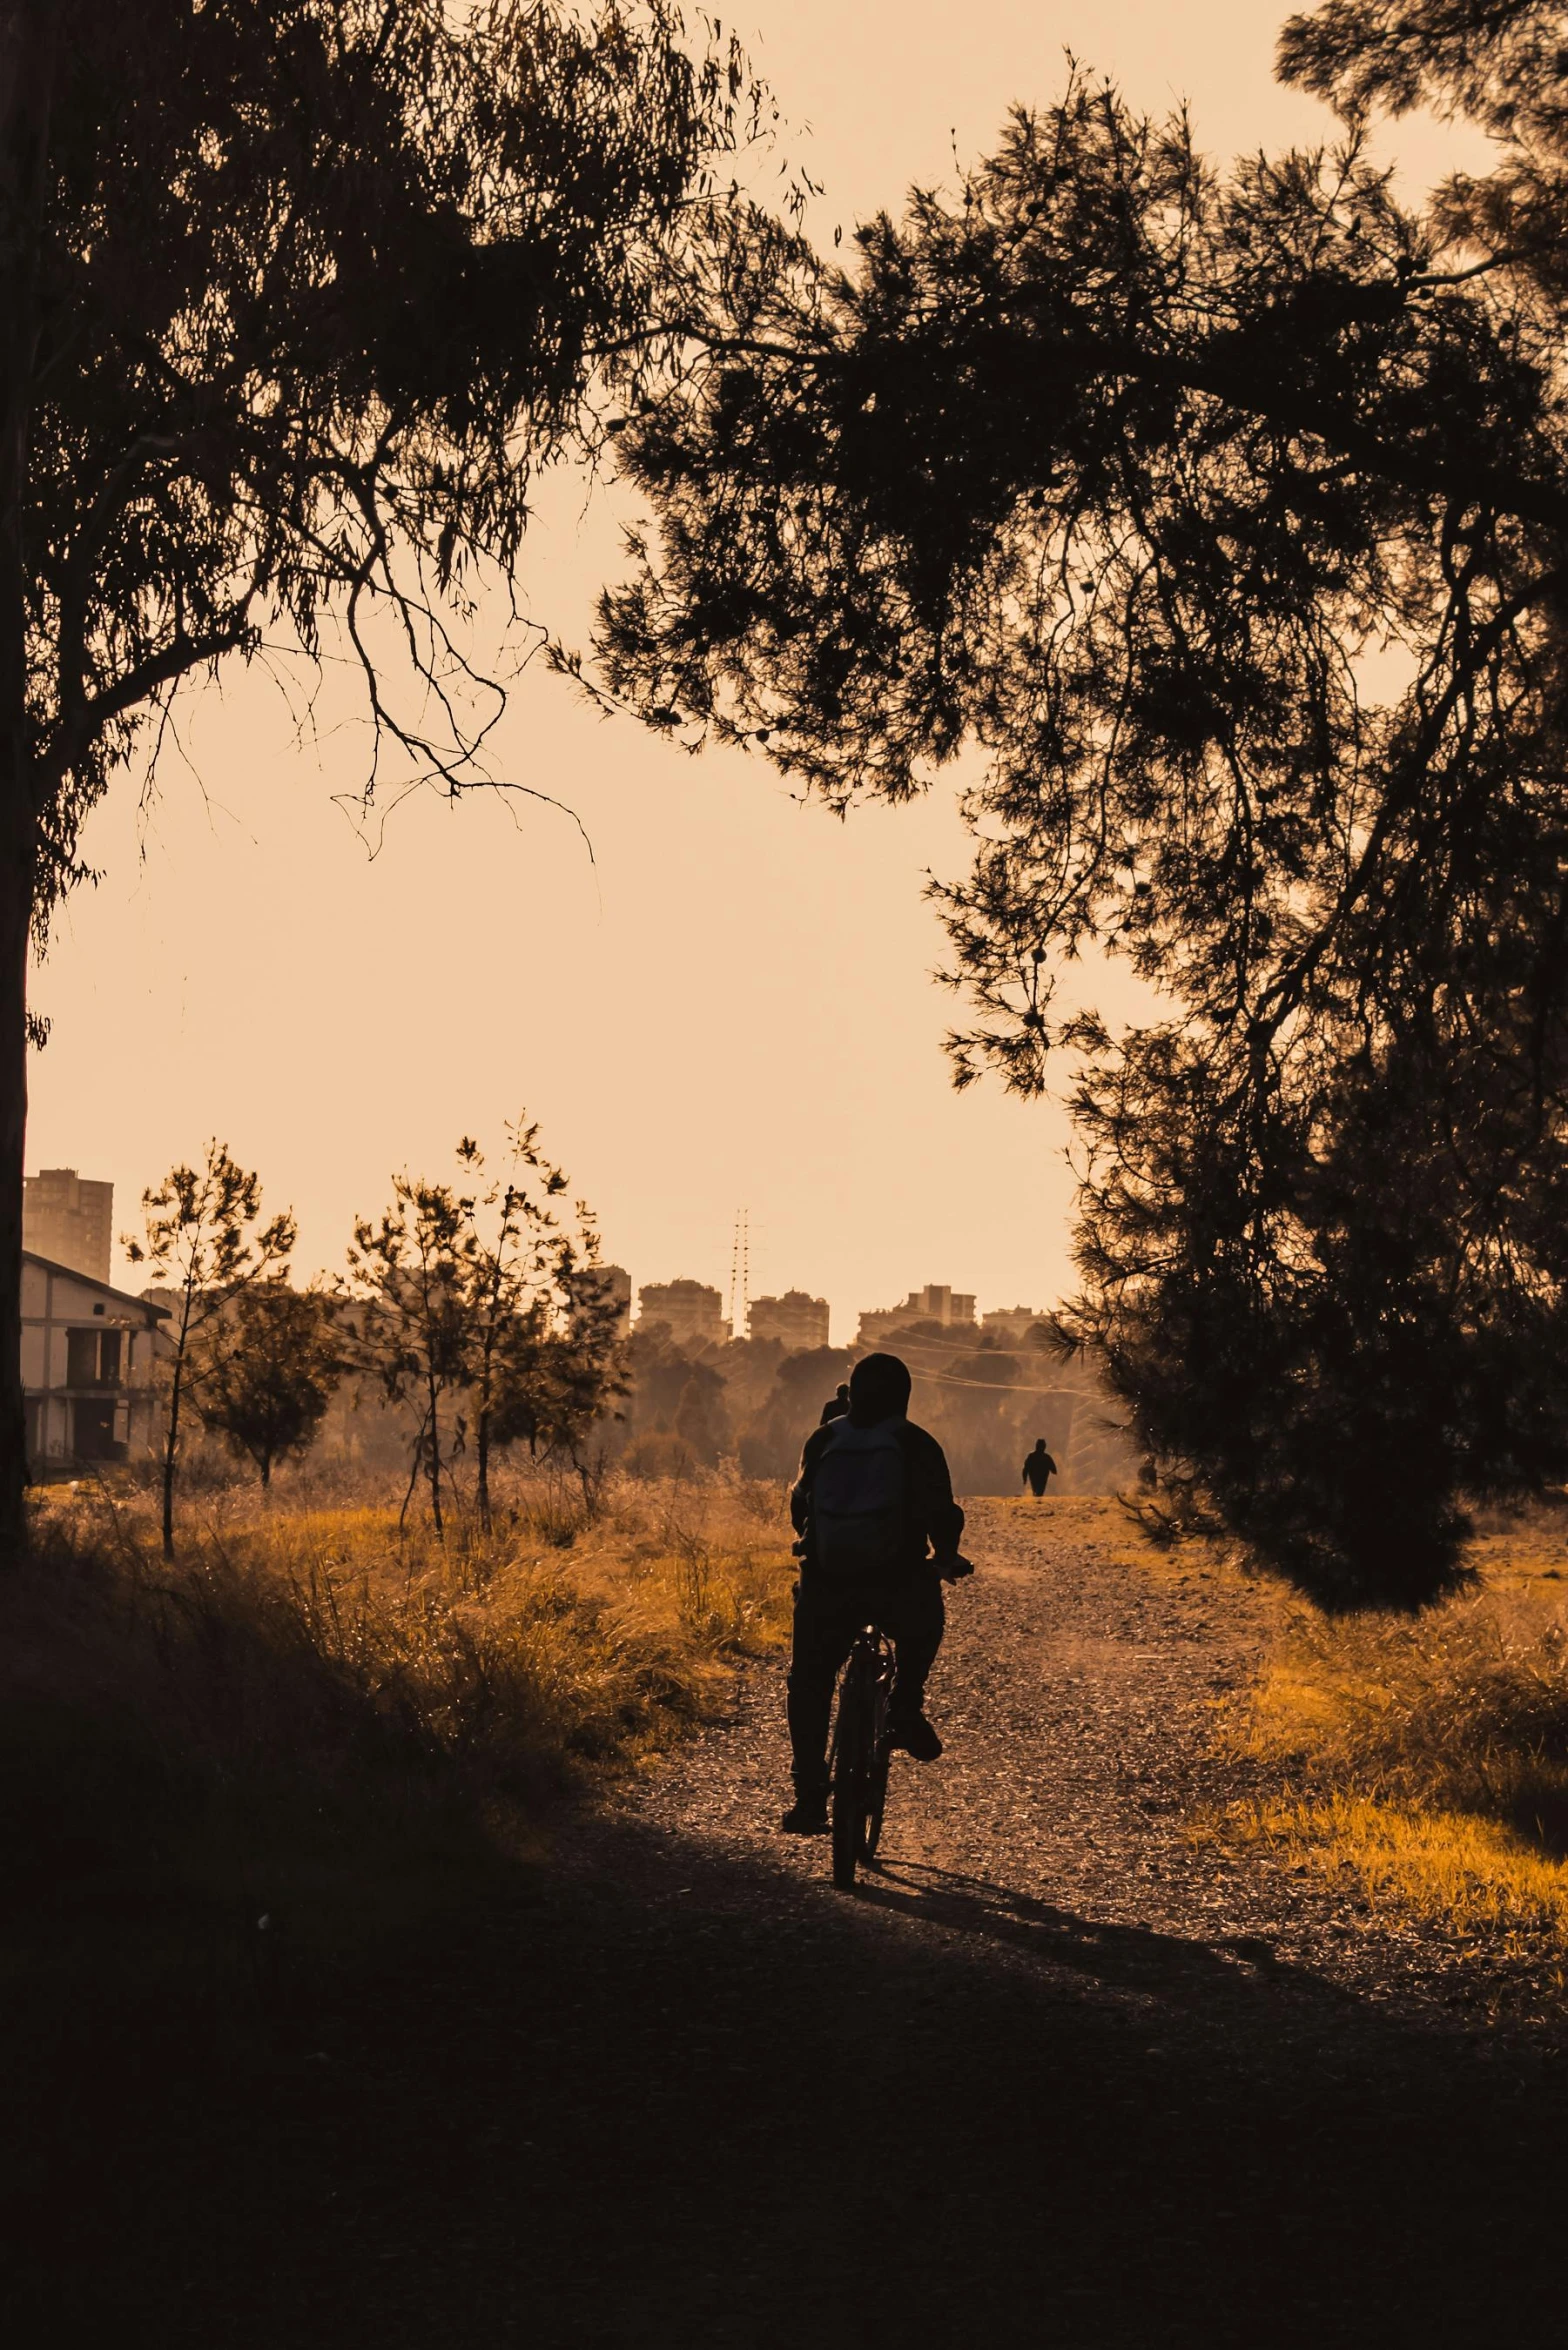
855;1854;1331;2006
9;1813;1564;2349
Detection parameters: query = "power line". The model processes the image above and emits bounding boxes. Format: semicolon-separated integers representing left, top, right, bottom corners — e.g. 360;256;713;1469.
914;1371;1107;1401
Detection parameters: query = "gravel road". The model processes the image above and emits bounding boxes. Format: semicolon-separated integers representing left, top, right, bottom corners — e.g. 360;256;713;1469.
623;1496;1492;2008
20;1497;1568;2347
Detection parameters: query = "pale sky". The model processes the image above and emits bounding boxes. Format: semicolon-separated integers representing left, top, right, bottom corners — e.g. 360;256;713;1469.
30;5;1487;1340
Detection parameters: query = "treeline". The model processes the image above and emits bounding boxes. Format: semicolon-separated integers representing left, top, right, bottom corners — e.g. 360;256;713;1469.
125;1129;624;1559
612;1317;1137;1495
120;1134;1135;1533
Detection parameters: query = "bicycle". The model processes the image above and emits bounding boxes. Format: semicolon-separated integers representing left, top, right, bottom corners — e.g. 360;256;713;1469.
827;1622;897;1890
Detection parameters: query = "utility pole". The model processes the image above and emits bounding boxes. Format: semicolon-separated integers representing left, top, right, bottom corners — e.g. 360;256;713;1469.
728;1207;749;1341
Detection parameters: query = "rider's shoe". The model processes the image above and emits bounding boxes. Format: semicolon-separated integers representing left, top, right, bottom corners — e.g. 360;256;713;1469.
887;1710;944;1762
779;1792;830;1835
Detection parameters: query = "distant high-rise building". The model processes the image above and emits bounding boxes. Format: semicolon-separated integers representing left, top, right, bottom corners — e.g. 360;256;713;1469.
24;1169;113;1283
857;1284;976;1346
637;1278;729;1347
981;1306;1045;1343
748;1289;830;1351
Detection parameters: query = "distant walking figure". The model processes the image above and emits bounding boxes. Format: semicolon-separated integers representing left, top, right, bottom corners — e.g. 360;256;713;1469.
1022;1438;1058;1499
819;1382;851;1426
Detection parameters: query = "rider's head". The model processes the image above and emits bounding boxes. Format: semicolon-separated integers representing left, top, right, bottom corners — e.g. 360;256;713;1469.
848;1352;912;1425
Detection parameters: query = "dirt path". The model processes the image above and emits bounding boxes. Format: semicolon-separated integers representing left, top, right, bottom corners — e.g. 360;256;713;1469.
620;1497;1470;2005
18;1500;1568;2346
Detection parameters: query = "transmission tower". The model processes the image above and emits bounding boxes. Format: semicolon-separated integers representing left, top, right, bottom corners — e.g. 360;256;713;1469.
729;1208;750;1339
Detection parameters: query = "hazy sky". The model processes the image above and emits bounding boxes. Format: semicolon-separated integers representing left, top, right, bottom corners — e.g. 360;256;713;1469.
30;5;1486;1339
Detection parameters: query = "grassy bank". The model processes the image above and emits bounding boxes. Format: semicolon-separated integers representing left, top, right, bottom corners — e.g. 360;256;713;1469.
1213;1505;1568;1960
3;1469;795;2023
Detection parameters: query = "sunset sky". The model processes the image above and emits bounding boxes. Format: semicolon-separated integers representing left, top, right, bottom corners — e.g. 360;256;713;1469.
29;4;1485;1339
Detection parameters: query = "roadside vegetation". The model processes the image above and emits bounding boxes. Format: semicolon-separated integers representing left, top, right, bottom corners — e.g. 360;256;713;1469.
1213;1506;1568;1962
2;1465;794;2020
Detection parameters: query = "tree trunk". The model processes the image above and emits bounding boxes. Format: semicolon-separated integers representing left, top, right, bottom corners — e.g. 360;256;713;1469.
0;5;55;1563
426;1371;443;1537
0;761;29;1561
161;1354;181;1562
476;1401;490;1534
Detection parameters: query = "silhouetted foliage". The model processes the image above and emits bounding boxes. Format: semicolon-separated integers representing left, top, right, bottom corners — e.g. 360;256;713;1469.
673;1360;732;1467
192;1284;342;1488
345;1129;626;1532
595;3;1568;1604
344;1176;469;1536
458;1128;627;1520
0;0;771;1547
737;1344;854;1477
124;1145;296;1556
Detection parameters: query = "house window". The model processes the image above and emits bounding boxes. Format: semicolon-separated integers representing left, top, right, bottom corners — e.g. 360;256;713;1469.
65;1328;119;1386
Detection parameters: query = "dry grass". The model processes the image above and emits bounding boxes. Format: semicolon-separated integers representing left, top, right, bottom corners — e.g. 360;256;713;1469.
1;1467;795;2004
1217;1504;1568;1950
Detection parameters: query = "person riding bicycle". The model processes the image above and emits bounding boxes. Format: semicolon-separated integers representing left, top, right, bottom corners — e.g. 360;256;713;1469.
780;1351;972;1835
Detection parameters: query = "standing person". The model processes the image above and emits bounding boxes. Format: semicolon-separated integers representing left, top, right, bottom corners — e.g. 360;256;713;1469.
781;1352;972;1835
1022;1437;1058;1498
819;1381;850;1425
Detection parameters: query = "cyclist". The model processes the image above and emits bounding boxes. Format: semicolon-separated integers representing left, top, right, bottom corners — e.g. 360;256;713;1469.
781;1351;971;1835
1022;1436;1058;1498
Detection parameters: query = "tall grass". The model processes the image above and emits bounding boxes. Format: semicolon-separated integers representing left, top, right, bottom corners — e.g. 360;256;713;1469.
3;1467;795;2000
1219;1513;1568;1948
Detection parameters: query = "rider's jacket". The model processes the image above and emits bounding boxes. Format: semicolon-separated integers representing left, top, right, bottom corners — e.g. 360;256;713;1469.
789;1413;964;1583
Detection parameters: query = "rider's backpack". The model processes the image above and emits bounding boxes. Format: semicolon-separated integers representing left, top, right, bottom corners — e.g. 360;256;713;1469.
810;1418;912;1578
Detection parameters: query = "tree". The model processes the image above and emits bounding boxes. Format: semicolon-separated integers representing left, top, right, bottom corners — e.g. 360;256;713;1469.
736;1342;851;1477
486;1258;628;1503
0;0;769;1554
672;1359;731;1466
191;1281;341;1488
593;2;1568;1604
124;1143;296;1557
344;1175;469;1536
346;1130;627;1531
454;1125;626;1528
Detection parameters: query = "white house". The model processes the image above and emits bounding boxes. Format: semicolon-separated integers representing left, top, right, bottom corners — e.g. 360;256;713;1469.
22;1251;168;1472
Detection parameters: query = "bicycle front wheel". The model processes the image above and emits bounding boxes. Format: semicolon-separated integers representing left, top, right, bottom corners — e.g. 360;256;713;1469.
862;1735;892;1861
830;1661;872;1890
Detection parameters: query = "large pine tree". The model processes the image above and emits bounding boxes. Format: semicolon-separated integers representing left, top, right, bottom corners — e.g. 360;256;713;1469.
595;2;1568;1604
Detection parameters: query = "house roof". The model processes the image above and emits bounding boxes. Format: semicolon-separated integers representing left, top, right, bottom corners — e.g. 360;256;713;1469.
22;1250;171;1320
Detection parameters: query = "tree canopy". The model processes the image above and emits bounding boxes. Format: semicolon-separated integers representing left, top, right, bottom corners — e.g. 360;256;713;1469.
27;0;766;913
596;0;1568;1604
